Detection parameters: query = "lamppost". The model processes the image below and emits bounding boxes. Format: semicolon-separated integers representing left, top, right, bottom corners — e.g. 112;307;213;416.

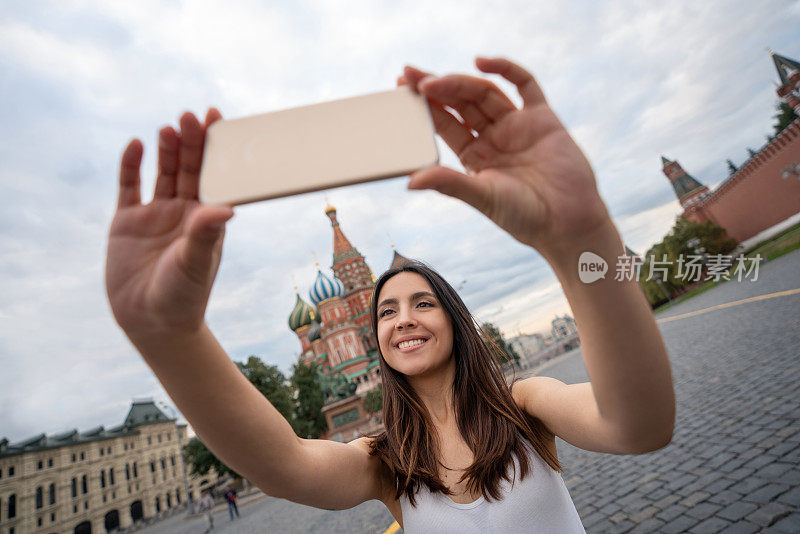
158;402;195;515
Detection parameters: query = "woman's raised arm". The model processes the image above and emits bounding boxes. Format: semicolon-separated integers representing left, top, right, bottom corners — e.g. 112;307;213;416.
105;111;385;510
401;57;675;454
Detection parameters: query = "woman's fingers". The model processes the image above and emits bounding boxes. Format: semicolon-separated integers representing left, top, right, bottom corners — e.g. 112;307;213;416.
118;139;143;209
205;107;223;128
418;74;517;130
180;204;235;281
475;57;546;108
408;166;492;217
154;126;180;199
176;112;205;200
428;102;475;158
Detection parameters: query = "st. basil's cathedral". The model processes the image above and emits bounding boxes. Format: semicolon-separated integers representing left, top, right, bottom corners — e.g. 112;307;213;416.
286;204;411;439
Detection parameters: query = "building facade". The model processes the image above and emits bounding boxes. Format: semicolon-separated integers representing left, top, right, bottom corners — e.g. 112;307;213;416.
663;50;800;243
0;401;216;534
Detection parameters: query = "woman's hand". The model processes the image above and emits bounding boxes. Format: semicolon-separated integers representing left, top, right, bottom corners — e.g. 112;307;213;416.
105;109;234;339
401;57;613;259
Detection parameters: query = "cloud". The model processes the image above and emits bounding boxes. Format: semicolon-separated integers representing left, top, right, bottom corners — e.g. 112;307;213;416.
1;0;798;441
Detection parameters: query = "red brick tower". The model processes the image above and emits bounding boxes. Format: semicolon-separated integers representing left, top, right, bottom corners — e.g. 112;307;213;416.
771;50;800;114
661;156;712;209
324;204;378;353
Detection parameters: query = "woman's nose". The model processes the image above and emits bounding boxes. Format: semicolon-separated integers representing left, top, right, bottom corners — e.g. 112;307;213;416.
395;310;417;329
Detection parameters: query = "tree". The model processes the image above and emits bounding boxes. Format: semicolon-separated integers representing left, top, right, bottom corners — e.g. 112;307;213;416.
290;360;327;438
183;355;294;477
237;356;294;421
639;216;737;307
726;159;737;176
479;322;519;364
772;101;798;136
183;437;238;478
363;385;383;417
746;147;757;159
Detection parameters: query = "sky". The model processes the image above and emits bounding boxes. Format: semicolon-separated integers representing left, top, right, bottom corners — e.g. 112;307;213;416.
1;0;798;442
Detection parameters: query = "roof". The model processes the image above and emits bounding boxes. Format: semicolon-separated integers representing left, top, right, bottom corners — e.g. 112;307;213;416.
771;50;800;86
122;400;175;427
0;424;137;458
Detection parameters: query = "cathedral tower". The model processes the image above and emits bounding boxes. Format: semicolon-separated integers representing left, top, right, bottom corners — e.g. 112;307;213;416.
771;50;800;114
324;204;378;352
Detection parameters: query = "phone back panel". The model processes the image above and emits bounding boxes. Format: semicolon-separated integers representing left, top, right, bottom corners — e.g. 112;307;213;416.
199;87;439;205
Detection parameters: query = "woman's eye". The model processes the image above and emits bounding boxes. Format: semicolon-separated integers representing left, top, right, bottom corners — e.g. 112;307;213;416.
379;309;394;317
418;301;433;308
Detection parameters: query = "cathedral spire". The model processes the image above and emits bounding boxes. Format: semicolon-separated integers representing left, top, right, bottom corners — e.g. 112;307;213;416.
325;204;360;264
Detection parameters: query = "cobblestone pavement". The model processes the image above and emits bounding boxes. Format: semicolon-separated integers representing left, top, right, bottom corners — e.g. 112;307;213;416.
142;250;800;533
532;248;800;533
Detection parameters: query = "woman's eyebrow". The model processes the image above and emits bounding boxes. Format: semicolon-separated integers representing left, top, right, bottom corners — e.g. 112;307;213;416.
377;291;436;309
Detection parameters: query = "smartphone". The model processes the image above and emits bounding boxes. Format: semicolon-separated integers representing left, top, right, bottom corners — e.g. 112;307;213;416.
199;86;440;206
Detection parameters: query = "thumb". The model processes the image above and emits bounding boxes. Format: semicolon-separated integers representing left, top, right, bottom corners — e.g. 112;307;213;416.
183;205;235;273
408;166;492;215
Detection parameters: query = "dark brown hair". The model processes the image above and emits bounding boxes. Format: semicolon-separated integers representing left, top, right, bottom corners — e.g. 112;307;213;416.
366;261;560;506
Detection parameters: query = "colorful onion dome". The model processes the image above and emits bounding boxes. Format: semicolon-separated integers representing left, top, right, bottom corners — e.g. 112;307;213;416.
288;294;316;331
309;269;344;305
307;320;322;342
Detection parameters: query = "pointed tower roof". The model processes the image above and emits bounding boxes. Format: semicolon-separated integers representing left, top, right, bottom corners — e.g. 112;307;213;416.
661;157;710;209
324;205;361;264
770;50;800;85
389;247;414;270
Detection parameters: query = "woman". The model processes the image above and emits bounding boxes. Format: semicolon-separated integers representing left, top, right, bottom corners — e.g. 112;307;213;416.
106;57;675;532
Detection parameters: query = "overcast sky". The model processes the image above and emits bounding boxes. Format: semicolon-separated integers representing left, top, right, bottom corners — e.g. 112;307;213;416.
1;0;798;442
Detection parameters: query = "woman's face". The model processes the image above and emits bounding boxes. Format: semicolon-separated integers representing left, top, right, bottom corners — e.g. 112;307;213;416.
375;272;454;377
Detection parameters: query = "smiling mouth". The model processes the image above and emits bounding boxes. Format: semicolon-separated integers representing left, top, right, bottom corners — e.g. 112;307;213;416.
396;338;428;352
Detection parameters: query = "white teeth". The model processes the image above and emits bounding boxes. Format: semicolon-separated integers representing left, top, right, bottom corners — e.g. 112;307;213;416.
398;339;426;349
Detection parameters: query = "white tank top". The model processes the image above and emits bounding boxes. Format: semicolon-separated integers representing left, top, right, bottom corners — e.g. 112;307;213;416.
399;443;586;533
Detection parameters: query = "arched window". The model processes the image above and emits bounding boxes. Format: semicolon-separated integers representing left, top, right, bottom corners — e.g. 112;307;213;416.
8;494;15;519
81;474;88;494
133;463;138;478
36;486;43;509
155;496;161;513
49;482;56;505
109;467;115;485
126;464;131;480
71;477;77;498
100;470;106;488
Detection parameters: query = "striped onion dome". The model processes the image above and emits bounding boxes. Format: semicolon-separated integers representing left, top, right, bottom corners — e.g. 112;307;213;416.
288;294;316;331
307;320;322;342
309;269;344;305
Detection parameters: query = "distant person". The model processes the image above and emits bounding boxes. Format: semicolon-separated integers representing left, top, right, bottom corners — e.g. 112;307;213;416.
224;485;240;520
200;491;214;532
107;57;675;533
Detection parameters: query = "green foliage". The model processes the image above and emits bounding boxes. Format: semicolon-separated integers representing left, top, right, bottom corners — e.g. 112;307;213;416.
640;217;738;306
772;101;798;136
183;355;295;477
363;385;383;415
726;159;737;176
236;356;294;422
746;147;757;158
479;322;519;364
183;437;238;478
290;360;327;438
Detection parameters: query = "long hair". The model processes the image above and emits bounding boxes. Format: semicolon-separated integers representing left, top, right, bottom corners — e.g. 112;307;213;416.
366;261;560;506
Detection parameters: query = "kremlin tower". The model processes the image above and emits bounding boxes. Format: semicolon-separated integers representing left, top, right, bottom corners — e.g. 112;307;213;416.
772;50;800;115
660;156;712;209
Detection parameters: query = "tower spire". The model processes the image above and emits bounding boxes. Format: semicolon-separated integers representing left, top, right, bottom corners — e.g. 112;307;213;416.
324;204;360;264
661;156;711;209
